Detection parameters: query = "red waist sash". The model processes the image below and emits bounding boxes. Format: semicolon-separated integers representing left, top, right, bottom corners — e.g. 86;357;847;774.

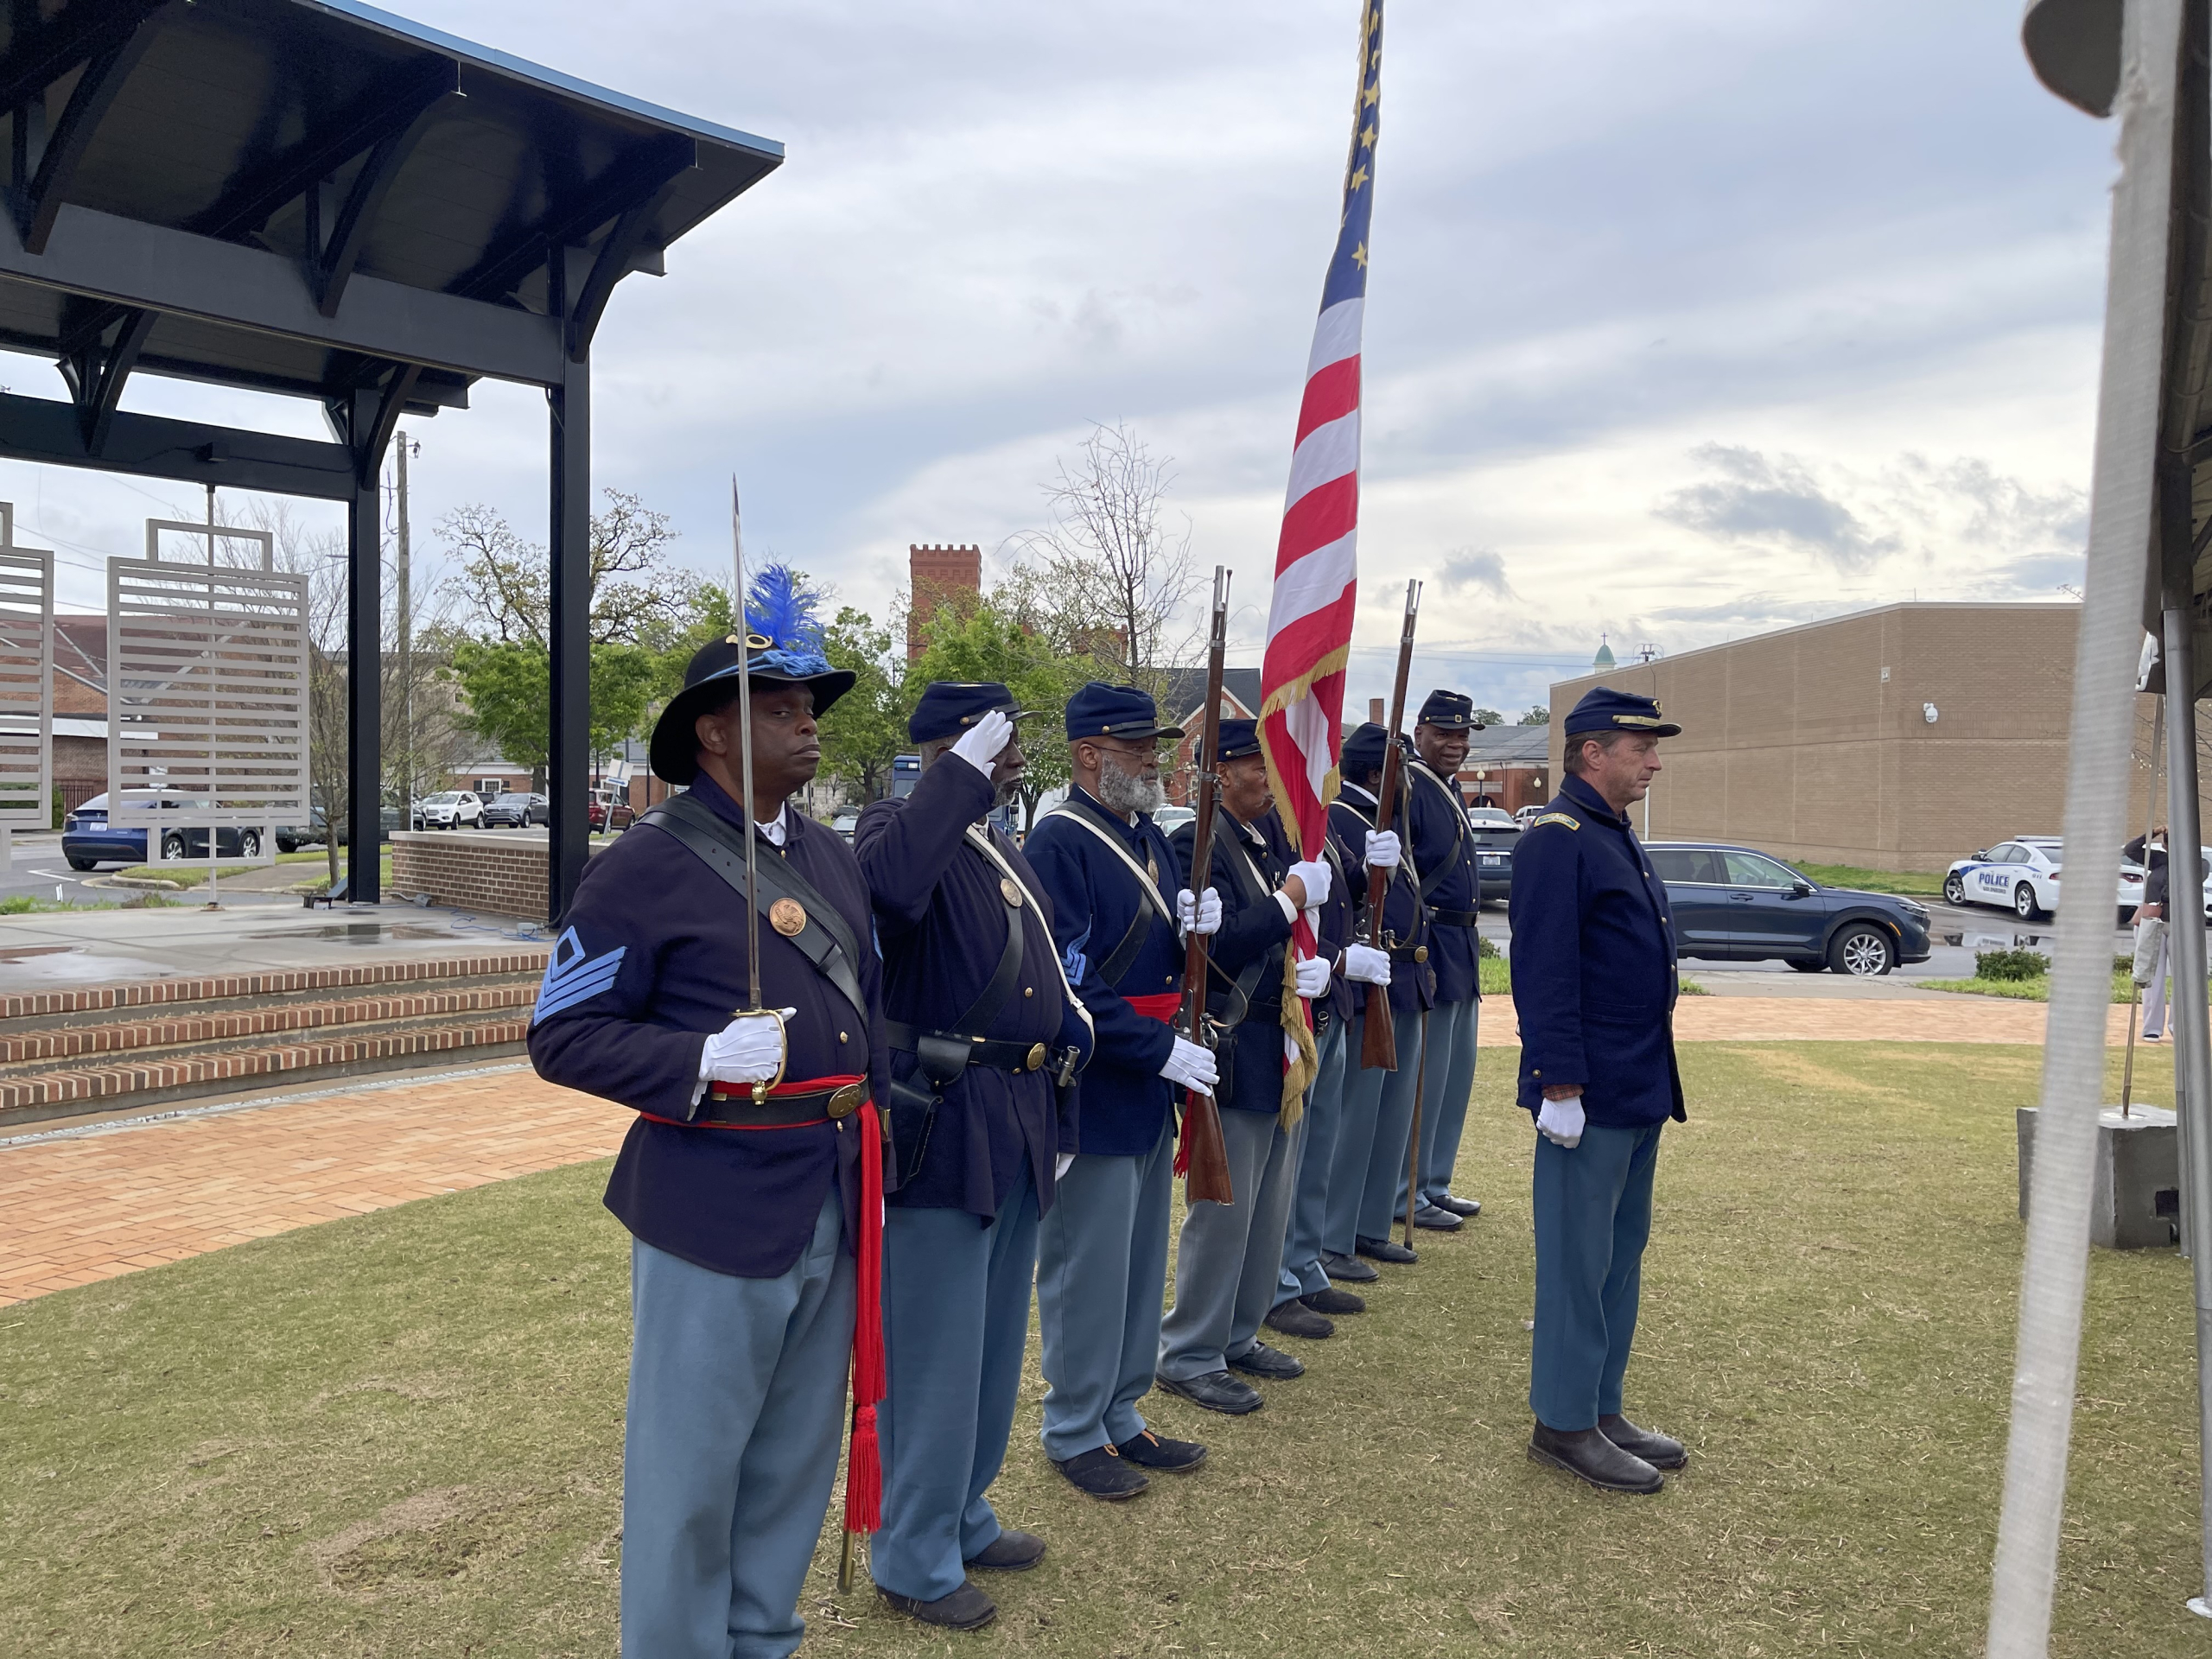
1126;992;1181;1021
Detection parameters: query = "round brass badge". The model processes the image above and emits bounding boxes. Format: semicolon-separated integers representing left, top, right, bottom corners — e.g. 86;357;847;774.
769;898;807;937
1001;877;1025;908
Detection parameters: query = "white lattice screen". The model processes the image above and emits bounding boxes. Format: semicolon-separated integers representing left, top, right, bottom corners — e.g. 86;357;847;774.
0;505;53;874
106;529;308;865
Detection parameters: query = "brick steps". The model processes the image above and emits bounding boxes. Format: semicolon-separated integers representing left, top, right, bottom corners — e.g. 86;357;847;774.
0;951;553;1130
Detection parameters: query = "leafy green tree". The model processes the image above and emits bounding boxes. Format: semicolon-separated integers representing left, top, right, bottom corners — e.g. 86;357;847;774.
1470;707;1505;728
1518;705;1550;725
448;639;669;788
907;599;1090;826
815;607;906;803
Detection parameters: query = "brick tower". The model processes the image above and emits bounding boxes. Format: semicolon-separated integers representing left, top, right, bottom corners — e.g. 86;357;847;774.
907;543;982;658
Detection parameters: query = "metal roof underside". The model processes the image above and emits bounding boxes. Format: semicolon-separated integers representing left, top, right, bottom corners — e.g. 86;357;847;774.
0;0;780;495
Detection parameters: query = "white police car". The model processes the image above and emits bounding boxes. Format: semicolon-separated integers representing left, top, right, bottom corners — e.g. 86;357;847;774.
1942;836;2145;925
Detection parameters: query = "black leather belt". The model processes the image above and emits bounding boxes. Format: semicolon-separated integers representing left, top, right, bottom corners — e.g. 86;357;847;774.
885;1020;1053;1074
697;1081;867;1126
1389;943;1431;965
1430;907;1481;927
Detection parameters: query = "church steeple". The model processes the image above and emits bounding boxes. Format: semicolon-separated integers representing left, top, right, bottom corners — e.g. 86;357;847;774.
1592;632;1616;671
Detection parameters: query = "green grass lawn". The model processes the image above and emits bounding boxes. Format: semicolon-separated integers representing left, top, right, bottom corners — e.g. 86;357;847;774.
114;850;334;888
2;1042;2202;1656
1796;861;1946;899
1919;973;2184;1005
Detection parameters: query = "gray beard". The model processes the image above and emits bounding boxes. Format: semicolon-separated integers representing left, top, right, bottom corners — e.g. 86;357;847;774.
1095;756;1165;817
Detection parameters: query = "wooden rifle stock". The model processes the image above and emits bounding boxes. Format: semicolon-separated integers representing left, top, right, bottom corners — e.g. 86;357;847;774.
1359;580;1422;1071
1178;568;1235;1205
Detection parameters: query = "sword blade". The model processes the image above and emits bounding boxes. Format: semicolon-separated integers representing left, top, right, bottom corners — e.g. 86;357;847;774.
732;476;762;1016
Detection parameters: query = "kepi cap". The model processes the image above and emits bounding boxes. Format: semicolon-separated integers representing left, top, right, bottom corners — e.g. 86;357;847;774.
1417;690;1484;730
909;681;1039;744
1563;684;1681;739
1209;717;1262;764
1065;682;1183;743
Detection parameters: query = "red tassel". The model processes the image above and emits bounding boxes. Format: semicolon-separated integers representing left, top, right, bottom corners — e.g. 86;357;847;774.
844;1098;887;1535
1173;1089;1193;1175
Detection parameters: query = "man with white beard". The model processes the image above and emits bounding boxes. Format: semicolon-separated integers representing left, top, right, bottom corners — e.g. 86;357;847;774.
1023;683;1223;1501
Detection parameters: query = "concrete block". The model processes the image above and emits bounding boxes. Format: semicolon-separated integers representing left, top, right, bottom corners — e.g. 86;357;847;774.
2016;1104;2182;1249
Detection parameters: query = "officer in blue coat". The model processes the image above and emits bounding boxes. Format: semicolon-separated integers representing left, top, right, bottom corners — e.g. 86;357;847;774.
529;594;892;1659
1510;686;1689;1496
1319;722;1433;1279
1155;719;1335;1413
1023;683;1222;1501
1269;804;1392;1336
855;682;1094;1632
1400;689;1486;1230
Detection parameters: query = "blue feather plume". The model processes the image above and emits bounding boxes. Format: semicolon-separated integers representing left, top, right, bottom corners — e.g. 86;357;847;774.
744;563;831;676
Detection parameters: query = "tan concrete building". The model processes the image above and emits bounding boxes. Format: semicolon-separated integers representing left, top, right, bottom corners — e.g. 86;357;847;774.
1546;601;2190;873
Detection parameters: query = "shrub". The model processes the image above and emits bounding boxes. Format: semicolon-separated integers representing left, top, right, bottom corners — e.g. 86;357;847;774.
1478;934;1499;960
1977;948;2050;982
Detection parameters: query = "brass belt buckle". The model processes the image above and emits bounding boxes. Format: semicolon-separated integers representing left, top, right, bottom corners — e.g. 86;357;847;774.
826;1083;866;1120
1413;944;1429;963
1025;1042;1048;1072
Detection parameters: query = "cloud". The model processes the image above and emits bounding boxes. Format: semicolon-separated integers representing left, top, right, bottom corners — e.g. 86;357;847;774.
1438;546;1513;596
1656;444;1898;572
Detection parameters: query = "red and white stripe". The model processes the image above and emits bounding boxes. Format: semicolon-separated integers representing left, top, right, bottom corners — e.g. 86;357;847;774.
1259;294;1363;861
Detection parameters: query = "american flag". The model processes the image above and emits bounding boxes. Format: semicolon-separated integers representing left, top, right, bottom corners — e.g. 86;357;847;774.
1261;0;1381;883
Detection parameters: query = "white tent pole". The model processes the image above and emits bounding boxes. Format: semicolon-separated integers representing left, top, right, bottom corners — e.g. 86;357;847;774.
1988;1;2186;1651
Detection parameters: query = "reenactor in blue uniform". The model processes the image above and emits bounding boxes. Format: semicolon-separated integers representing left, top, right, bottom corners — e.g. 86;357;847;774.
1400;690;1487;1230
1268;803;1391;1336
1510;687;1689;1495
855;682;1093;1632
1155;719;1335;1411
1024;683;1222;1500
528;604;891;1659
1319;723;1433;1278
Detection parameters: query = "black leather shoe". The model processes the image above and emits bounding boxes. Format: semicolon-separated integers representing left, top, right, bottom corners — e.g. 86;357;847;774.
1157;1370;1263;1414
966;1529;1046;1572
1229;1340;1306;1380
1303;1286;1365;1315
1264;1299;1334;1339
1433;1192;1482;1217
1528;1421;1664;1494
880;1580;997;1630
1052;1445;1148;1500
1356;1235;1419;1265
1413;1204;1463;1231
1600;1414;1687;1470
1116;1428;1208;1471
1321;1250;1380;1283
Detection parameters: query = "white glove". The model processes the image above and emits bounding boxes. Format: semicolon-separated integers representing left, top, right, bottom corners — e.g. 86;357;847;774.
1536;1093;1586;1148
1294;954;1332;998
949;709;1013;776
1176;887;1223;938
1054;1151;1076;1179
1287;858;1332;908
697;1008;796;1085
1365;829;1402;869
1160;1034;1218;1096
1343;942;1393;985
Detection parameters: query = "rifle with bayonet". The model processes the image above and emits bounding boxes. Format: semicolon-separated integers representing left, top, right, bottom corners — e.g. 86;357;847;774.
1176;567;1236;1206
1360;579;1421;1072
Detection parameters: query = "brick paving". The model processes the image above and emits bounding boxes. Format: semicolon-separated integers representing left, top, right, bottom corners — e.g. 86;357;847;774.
0;993;2135;1309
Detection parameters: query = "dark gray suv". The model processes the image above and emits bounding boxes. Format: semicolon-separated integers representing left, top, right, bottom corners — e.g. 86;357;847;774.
1644;842;1933;976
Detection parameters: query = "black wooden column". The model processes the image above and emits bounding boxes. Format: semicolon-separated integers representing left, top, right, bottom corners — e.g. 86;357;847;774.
548;353;591;922
345;385;383;903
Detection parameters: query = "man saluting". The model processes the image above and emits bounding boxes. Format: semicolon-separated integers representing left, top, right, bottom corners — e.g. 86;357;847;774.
529;577;890;1659
1510;686;1688;1495
855;682;1093;1632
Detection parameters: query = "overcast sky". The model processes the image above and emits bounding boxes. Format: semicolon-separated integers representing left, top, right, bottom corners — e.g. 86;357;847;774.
13;0;2118;720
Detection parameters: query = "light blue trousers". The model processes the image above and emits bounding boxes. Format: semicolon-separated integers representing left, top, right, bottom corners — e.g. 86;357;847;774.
1160;1105;1300;1379
621;1192;853;1659
1278;1018;1349;1301
1036;1118;1175;1459
1402;995;1479;1211
1529;1121;1663;1432
874;1163;1039;1603
1347;1015;1427;1246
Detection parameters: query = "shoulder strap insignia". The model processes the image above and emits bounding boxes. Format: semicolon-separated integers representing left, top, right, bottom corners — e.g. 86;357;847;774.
1529;812;1581;831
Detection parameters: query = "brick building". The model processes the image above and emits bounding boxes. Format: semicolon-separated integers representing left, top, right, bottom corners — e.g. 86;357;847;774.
906;543;982;659
1545;601;2187;872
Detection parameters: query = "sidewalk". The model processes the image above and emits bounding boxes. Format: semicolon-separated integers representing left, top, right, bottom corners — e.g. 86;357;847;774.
0;993;2123;1309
